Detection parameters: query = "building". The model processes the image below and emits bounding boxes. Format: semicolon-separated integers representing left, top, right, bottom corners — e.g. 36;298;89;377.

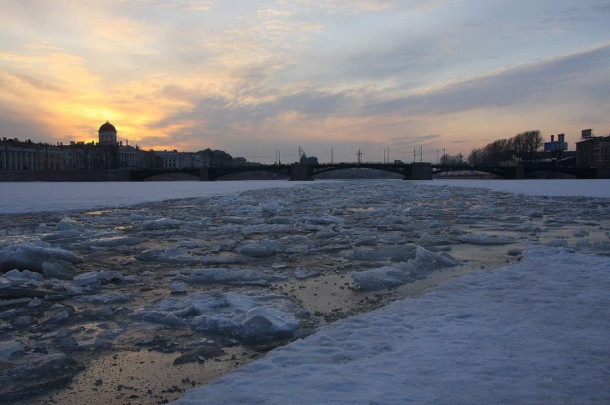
62;122;119;170
38;143;65;170
539;133;574;165
118;143;161;169
64;141;116;170
63;122;161;170
154;150;206;169
0;138;64;171
544;134;568;152
576;129;610;168
2;121;237;174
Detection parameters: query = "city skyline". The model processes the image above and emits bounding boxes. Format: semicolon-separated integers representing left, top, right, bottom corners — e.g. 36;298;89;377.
1;1;609;164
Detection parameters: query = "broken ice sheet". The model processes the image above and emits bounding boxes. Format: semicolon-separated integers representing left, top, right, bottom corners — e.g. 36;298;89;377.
345;246;416;262
136;247;199;263
75;293;134;304
0;241;81;273
172;267;286;286
136;218;182;230
456;234;516;245
236;242;274;257
352;246;458;291
132;291;300;343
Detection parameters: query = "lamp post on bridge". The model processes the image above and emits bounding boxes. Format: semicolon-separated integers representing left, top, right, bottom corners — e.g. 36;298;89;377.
413;146;423;163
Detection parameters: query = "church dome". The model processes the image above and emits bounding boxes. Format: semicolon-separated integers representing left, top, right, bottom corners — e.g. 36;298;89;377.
99;121;116;132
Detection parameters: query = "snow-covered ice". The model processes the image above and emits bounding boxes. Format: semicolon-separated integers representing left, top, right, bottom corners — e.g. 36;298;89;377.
424;178;610;198
0;180;312;214
2;179;610;216
175;247;610;404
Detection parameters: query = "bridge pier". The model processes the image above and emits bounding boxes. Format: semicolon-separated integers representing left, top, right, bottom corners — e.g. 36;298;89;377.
290;164;312;181
406;162;432;180
514;165;524;179
597;168;610;178
199;167;212;181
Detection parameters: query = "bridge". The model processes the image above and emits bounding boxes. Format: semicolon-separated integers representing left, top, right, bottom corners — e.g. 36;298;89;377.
130;162;605;181
129;162;433;181
432;165;600;179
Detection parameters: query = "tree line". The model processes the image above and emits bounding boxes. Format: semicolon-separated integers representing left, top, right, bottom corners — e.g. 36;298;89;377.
440;130;543;166
468;130;543;166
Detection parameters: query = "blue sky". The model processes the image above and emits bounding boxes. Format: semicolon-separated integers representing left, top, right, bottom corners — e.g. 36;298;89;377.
1;0;608;163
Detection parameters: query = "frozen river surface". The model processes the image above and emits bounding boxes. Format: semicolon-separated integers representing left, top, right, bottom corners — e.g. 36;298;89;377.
0;179;609;404
2;179;610;214
0;180;311;214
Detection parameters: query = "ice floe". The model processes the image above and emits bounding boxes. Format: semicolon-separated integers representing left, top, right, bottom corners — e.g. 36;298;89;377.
133;291;299;343
236;242;274;257
456;233;517;245
0;241;81;273
352;246;458;290
171;267;286;286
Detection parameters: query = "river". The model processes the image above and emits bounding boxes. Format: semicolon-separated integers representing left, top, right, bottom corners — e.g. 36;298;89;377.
2;179;610;214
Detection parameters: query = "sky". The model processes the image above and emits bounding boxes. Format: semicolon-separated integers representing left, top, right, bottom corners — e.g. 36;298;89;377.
1;0;609;164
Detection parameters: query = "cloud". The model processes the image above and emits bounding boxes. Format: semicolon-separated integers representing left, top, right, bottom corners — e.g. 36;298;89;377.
134;40;610;156
287;0;431;16
390;134;440;146
151;85;354;134
366;43;610;117
6;73;64;93
0;110;53;141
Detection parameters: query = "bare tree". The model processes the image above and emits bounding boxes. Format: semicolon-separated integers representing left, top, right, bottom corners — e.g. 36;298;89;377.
468;130;543;165
440;153;465;166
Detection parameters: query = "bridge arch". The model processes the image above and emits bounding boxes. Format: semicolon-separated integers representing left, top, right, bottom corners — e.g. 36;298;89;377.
431;165;517;179
208;165;291;180
430;165;598;179
311;163;412;179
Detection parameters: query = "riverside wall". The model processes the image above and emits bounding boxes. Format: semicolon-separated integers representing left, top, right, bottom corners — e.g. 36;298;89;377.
597;167;610;179
0;169;131;182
